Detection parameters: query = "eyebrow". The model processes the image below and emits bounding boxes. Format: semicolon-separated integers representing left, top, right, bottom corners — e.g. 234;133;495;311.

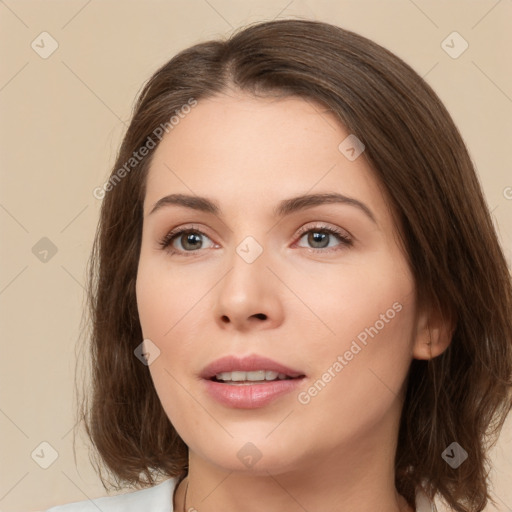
148;192;376;224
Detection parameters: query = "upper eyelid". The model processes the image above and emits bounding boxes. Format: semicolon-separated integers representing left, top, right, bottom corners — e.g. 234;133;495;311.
165;221;348;240
296;223;350;236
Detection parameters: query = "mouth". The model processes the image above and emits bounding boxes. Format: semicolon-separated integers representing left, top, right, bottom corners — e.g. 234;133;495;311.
200;354;306;408
200;354;306;381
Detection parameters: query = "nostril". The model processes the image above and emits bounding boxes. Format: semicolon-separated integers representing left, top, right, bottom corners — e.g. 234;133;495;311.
252;313;267;320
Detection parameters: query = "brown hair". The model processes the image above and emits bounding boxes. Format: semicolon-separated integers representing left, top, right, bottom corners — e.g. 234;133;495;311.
78;19;512;511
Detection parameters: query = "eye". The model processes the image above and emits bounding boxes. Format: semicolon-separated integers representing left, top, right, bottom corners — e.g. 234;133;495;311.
158;223;353;257
158;226;215;256
295;224;353;252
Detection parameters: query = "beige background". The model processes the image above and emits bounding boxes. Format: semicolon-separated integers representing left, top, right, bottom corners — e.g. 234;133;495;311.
0;0;511;511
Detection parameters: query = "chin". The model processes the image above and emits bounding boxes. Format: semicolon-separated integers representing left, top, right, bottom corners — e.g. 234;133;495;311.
188;433;308;475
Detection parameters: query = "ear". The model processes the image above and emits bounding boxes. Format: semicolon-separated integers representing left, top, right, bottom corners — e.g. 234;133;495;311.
412;303;455;360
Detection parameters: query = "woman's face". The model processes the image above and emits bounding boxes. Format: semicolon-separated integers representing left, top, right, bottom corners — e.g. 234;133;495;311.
136;92;421;476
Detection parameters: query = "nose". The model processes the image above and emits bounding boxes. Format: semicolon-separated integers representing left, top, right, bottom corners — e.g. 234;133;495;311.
213;244;285;332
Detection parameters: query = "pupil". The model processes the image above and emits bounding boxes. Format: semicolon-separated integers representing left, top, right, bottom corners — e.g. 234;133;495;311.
309;231;328;248
183;232;202;250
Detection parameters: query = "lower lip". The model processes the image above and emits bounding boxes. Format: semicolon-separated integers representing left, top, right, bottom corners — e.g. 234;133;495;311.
202;378;304;409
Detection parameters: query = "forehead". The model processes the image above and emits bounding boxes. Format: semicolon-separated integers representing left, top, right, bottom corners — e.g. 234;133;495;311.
143;92;388;223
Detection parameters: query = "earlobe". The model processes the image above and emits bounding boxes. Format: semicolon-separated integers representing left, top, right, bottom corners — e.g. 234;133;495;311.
412;307;455;360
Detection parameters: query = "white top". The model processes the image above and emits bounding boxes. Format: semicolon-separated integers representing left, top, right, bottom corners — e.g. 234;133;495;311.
45;477;437;511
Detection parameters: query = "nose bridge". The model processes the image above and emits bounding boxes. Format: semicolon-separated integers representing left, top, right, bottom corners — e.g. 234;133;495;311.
222;232;269;299
213;229;284;329
235;234;266;266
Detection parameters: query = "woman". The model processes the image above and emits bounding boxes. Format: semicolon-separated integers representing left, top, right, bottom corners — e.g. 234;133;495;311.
47;19;512;512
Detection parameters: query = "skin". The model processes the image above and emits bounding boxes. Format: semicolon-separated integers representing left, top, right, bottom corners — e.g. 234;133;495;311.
135;91;452;512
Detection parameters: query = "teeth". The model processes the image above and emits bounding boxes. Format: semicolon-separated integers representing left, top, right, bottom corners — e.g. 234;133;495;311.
247;370;266;381
231;371;246;382
214;370;290;382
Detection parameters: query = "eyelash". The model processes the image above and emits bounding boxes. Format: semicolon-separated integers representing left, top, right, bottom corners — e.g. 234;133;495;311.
157;223;353;257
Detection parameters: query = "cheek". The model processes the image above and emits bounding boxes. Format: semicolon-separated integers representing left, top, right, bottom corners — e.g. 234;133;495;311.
136;257;210;340
135;258;213;397
294;258;416;436
293;249;415;377
135;262;206;442
290;251;415;353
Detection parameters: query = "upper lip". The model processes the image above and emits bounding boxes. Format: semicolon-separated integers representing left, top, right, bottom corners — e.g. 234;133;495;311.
200;354;305;379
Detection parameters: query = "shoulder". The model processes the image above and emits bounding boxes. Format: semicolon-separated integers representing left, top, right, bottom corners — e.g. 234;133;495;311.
45;478;177;512
46;477;435;511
